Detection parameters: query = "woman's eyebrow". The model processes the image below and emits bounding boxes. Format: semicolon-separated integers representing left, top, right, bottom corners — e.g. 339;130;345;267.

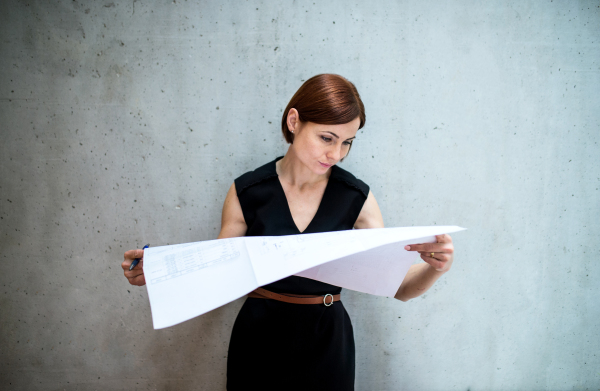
323;131;356;141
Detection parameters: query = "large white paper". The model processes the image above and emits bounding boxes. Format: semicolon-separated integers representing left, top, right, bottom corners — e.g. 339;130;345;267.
144;226;465;329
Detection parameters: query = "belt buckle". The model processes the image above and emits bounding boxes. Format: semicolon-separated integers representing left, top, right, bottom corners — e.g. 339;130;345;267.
323;293;334;307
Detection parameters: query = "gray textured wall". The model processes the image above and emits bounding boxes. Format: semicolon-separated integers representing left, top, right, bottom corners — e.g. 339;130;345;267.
1;0;599;390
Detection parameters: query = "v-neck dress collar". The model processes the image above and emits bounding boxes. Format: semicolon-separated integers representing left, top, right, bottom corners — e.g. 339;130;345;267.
234;156;370;237
271;157;334;234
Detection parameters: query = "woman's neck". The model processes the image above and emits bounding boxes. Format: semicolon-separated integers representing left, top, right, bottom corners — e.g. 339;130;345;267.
277;147;330;188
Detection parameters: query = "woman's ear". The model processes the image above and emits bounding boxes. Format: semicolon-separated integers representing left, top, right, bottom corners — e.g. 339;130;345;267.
287;108;300;133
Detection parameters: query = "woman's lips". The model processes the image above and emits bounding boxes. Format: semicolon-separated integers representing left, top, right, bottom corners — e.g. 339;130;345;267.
319;162;332;168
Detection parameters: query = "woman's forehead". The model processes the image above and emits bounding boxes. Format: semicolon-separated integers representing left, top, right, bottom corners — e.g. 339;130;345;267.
310;118;360;136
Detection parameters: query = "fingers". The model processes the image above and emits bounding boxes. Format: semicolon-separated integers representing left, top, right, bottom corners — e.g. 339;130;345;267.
122;249;147;286
123;258;145;286
122;249;145;271
123;260;144;278
404;234;454;252
124;249;144;260
122;259;143;272
404;242;454;254
127;274;146;286
435;234;453;244
432;252;451;263
404;234;454;272
421;253;447;271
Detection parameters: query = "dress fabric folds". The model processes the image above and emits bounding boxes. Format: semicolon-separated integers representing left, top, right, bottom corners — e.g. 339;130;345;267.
226;156;369;391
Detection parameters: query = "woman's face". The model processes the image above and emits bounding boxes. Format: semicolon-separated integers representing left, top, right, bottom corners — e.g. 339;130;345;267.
290;111;360;175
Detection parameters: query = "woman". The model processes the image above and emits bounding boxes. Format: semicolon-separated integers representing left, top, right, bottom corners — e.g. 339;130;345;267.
122;74;455;390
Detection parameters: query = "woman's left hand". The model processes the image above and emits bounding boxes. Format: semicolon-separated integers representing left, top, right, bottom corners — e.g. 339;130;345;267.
404;234;454;272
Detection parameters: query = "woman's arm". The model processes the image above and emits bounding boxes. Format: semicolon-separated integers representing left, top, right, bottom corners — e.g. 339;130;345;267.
394;234;454;301
217;183;248;239
353;190;455;302
122;183;247;286
353;190;385;229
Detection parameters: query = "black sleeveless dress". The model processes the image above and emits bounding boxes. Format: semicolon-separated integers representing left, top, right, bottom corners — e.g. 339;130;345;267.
226;156;370;391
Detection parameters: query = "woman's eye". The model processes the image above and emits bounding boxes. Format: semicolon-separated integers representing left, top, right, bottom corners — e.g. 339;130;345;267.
321;136;332;142
343;141;352;146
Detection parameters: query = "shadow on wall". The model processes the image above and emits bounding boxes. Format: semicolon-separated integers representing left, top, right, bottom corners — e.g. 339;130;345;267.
344;290;414;390
142;297;246;388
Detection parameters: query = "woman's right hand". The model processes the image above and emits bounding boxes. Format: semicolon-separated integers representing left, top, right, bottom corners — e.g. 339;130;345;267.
122;249;146;286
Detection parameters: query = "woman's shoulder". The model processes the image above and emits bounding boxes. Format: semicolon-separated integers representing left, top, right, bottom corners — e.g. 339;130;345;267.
330;164;370;198
234;157;279;196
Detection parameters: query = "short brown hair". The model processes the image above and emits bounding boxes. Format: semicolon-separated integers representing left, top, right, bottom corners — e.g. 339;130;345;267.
281;74;366;144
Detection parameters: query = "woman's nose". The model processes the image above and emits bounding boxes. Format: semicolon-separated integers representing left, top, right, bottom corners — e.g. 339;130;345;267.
327;145;342;161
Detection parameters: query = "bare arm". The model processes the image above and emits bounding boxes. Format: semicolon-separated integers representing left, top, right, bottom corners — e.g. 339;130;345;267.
353;190;384;230
394;234;454;302
217;183;248;239
122;183;247;286
353;190;455;302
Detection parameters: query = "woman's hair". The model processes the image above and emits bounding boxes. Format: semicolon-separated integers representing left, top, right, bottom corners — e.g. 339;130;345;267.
281;74;366;146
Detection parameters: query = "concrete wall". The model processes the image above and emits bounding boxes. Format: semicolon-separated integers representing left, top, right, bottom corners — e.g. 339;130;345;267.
1;0;598;389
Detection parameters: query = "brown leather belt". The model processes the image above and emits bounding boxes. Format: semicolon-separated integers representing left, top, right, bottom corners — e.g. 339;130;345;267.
248;287;340;306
